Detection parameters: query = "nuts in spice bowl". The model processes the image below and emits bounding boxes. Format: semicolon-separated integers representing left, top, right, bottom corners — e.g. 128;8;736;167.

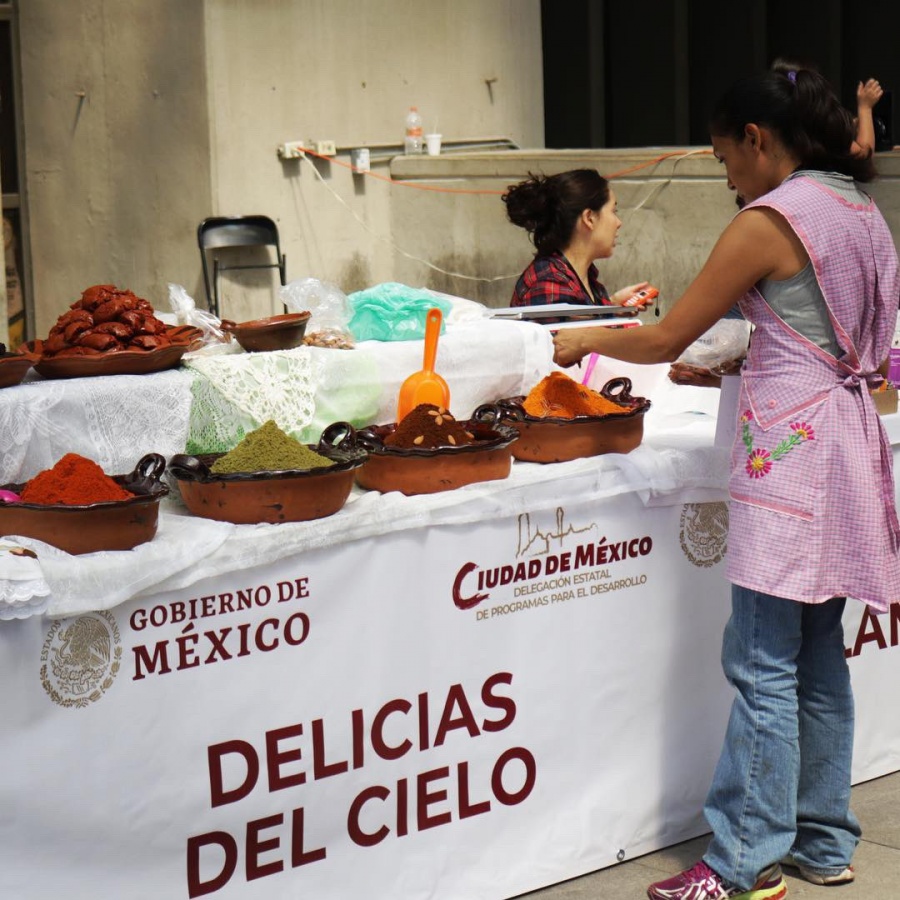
354;404;518;496
383;404;476;450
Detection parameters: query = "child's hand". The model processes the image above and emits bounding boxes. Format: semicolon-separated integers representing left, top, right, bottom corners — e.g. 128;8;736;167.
858;79;883;111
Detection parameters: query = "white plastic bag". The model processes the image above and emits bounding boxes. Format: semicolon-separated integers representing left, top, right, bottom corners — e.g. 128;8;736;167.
677;319;751;372
167;284;241;357
167;284;232;342
280;277;354;348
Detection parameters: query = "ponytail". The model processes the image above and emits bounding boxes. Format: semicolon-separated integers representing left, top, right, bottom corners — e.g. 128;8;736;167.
710;63;875;182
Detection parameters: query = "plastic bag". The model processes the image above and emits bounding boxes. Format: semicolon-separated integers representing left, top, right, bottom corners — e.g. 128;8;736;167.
347;282;453;342
167;284;237;354
280;277;355;348
677;319;751;372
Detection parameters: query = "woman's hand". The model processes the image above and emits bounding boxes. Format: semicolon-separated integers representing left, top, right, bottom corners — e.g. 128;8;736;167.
552;329;592;367
610;281;651;306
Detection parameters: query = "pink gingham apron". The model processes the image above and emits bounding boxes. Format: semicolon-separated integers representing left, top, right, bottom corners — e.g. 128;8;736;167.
725;174;900;611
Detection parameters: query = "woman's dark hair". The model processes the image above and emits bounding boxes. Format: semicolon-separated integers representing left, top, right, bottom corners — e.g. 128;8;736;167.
709;61;875;182
502;169;610;255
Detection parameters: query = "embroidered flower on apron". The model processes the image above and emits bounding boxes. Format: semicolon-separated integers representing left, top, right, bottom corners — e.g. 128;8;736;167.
741;410;816;478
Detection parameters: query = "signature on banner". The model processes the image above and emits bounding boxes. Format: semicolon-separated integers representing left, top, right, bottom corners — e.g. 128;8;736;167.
452;506;654;615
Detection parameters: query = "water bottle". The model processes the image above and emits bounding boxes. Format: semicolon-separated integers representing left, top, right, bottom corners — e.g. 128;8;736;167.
404;107;423;155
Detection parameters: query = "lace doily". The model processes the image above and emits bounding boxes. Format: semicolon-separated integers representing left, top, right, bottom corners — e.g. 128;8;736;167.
0;370;194;484
0;543;51;619
185;349;319;452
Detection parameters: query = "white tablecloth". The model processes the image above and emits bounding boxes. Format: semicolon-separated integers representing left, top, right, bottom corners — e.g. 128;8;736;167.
0;324;729;620
0;318;553;485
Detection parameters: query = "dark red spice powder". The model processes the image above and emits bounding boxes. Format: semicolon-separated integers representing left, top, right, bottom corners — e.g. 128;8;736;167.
19;453;135;506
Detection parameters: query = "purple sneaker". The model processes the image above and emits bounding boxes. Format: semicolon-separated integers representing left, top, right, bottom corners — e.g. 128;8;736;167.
647;860;787;900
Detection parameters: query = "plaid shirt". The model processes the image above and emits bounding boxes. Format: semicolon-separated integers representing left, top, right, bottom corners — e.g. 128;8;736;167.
511;252;611;307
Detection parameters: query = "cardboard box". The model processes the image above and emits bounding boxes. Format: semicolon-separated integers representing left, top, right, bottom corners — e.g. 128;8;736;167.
872;387;898;416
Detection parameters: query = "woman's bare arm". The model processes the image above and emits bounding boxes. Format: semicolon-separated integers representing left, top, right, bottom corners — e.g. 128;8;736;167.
553;207;807;367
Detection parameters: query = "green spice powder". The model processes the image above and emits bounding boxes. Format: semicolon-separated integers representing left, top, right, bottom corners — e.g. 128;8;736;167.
210;420;333;474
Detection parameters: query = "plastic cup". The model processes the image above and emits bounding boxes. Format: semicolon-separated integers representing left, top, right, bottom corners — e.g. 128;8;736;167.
425;134;442;156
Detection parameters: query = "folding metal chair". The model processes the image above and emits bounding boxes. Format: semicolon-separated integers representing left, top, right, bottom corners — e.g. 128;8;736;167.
197;215;287;317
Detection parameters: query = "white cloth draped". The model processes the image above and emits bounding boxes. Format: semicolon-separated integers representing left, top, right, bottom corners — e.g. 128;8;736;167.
0;318;733;620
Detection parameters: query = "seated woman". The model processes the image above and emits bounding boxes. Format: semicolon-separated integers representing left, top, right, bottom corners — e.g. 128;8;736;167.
502;168;648;308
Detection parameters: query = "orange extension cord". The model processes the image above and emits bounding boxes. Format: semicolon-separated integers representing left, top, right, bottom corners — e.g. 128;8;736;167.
297;146;714;195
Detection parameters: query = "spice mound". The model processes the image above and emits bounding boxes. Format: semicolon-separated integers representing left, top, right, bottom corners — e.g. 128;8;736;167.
384;404;476;450
19;453;135;506
40;284;174;357
522;372;632;419
210;420;333;475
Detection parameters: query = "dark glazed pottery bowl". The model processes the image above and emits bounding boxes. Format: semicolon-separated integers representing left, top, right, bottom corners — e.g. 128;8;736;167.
354;415;518;496
221;312;311;352
490;376;651;463
25;325;203;379
0;349;37;389
0;454;170;555
168;422;366;524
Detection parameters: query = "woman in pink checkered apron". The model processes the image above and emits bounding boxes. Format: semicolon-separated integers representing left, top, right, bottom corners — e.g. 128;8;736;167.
554;64;900;900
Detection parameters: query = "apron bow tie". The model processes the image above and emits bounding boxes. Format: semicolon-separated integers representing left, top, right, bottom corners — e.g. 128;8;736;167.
842;371;883;390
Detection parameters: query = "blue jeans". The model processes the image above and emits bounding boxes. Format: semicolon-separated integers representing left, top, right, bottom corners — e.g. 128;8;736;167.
703;585;860;890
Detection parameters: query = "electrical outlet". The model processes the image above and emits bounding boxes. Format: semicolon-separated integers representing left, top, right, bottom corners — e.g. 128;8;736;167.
314;140;337;157
277;141;307;159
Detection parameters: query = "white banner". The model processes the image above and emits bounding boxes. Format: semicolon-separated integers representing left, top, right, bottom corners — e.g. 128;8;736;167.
0;492;897;900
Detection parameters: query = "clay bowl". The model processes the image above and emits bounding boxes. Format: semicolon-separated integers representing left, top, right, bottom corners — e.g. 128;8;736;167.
0;348;38;389
490;376;651;464
354;415;519;496
0;454;169;555
221;312;311;352
25;325;203;379
168;422;366;524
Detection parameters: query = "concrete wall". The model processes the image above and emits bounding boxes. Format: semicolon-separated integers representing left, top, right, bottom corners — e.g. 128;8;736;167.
18;0;543;332
391;149;900;315
16;2;900;335
390;149;743;311
18;0;211;335
203;0;544;322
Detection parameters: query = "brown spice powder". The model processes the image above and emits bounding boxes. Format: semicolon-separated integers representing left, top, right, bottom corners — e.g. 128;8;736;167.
384;404;476;449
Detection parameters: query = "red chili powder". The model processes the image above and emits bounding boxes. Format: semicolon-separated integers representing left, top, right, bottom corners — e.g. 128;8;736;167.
522;372;632;419
19;453;135;506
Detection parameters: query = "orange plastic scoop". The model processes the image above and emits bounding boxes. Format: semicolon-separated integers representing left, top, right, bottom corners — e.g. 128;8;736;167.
396;307;451;421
